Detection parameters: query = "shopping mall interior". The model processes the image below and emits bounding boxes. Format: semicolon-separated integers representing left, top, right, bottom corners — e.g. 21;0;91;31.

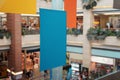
0;0;120;80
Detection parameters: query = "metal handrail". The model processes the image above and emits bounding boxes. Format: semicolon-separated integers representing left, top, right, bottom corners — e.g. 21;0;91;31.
95;70;120;80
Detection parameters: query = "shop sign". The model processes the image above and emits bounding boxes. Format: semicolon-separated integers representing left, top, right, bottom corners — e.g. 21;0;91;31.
91;56;114;65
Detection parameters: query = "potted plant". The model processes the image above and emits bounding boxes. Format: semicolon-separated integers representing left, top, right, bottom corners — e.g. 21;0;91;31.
87;27;97;40
116;30;120;39
0;30;4;39
4;31;11;39
83;0;99;10
87;27;108;41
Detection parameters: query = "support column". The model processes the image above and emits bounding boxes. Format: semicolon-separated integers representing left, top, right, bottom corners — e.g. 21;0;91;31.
51;0;63;80
52;67;63;80
7;13;22;79
83;9;94;71
52;0;63;10
113;59;117;71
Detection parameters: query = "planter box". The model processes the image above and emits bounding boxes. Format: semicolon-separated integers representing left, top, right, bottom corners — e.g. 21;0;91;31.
0;35;40;47
103;36;120;46
67;35;84;43
0;37;10;46
22;34;40;47
67;35;119;46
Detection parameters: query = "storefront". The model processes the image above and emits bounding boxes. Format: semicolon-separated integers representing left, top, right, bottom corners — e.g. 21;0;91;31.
91;56;114;78
0;14;40;30
22;50;40;71
71;62;81;80
0;51;8;79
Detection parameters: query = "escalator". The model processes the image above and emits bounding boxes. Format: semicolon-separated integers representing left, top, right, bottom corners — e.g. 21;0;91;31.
95;70;120;80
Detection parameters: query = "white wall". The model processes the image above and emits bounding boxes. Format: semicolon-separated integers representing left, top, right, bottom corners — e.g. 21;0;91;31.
37;0;114;13
70;52;83;60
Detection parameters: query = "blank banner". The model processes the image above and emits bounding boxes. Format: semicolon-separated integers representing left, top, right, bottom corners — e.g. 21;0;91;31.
0;0;36;14
64;0;77;28
40;9;66;71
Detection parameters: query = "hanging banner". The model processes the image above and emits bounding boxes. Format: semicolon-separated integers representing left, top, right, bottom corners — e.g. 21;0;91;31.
64;0;77;28
0;0;36;14
40;9;66;71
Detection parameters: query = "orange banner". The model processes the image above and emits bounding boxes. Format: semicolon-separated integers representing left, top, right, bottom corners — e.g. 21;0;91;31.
0;0;36;14
64;0;77;28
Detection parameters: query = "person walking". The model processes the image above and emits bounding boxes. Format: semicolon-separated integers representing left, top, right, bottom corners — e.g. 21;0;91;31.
66;65;72;80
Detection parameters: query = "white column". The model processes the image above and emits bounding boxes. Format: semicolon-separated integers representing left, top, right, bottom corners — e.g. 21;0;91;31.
52;67;63;80
51;0;63;80
113;59;117;71
52;0;63;10
83;9;94;71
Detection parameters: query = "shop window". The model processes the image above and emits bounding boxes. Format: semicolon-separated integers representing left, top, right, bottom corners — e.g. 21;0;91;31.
22;16;39;30
0;64;8;79
0;16;7;30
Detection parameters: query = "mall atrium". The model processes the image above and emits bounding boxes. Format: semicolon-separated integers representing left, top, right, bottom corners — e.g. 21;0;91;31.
0;0;120;80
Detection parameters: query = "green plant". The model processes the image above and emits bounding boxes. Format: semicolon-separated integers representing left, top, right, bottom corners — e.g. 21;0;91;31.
0;33;4;39
22;28;28;35
116;30;120;39
105;29;116;36
67;29;73;35
67;28;82;36
87;27;107;41
87;27;97;40
4;31;11;39
83;0;100;10
0;29;11;39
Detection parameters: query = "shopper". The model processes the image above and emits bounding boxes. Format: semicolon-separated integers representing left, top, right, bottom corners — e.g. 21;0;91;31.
82;72;87;80
66;65;72;80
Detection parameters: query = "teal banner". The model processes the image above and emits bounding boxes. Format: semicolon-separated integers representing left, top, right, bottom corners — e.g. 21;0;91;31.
40;9;66;71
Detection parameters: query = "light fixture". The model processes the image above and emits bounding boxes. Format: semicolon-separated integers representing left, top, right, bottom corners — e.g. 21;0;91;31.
103;12;120;15
21;14;39;16
0;12;4;15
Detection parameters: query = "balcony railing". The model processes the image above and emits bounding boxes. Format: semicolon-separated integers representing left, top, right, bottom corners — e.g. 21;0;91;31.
67;28;83;36
0;28;120;47
87;27;120;41
67;28;120;47
22;28;39;35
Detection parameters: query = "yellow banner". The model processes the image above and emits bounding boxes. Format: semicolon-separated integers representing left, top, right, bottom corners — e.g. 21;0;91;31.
0;0;36;14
